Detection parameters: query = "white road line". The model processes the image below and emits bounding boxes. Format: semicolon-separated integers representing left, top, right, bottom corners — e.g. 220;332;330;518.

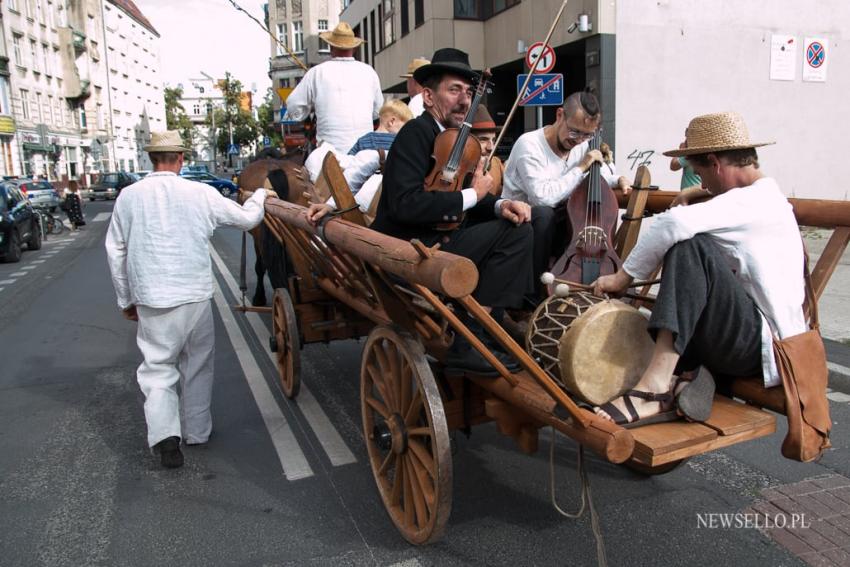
10;272;26;277
0;279;15;285
828;361;850;378
0;287;4;293
91;212;112;222
32;260;46;264
212;283;314;481
827;391;850;403
209;246;357;467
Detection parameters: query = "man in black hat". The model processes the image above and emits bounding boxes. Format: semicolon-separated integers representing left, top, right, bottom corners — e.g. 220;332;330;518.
370;48;535;375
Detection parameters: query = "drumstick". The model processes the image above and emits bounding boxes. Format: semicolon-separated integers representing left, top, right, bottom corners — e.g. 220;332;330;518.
540;272;656;303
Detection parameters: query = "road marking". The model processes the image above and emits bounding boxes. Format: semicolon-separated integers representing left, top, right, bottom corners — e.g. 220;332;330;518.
0;287;4;293
209;246;357;467
19;266;35;271
10;272;26;276
828;361;850;378
0;279;15;284
212;283;314;481
91;212;112;222
827;391;850;403
32;260;46;264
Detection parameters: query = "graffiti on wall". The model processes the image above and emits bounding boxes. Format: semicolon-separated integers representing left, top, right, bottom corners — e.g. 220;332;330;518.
627;149;654;170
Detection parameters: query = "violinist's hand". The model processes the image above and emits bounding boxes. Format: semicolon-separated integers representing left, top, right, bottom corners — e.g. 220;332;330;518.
472;161;495;200
591;269;633;297
306;203;334;226
670;185;709;208
578;149;604;173
499;200;531;225
600;142;614;164
616;176;633;196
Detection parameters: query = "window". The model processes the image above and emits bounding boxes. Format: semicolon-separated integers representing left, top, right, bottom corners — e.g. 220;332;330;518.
34;92;42;122
47;95;54;123
79;106;86;128
292;21;303;53
454;0;519;20
96;103;104;129
20;89;30;119
193;103;200;115
26;0;35;19
279;78;289;88
30;40;39;72
318;19;329;52
36;0;44;23
47;0;55;28
276;23;288;55
42;44;51;75
401;0;409;36
382;0;394;47
8;0;18;12
415;0;424;26
12;35;23;66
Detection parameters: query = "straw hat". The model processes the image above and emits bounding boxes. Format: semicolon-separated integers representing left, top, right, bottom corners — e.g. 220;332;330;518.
414;48;478;85
471;106;500;133
400;58;430;79
319;22;364;49
663;112;774;157
143;130;189;153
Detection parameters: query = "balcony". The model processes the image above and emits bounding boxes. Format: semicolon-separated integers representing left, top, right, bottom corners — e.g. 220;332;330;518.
72;30;86;53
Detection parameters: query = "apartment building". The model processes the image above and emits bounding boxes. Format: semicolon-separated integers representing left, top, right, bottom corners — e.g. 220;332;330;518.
0;8;17;176
100;0;165;173
178;71;224;167
342;0;849;200
267;0;342;123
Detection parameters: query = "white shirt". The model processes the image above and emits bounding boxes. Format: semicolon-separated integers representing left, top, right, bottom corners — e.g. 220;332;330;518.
284;57;384;154
305;142;381;193
622;177;806;386
408;93;425;117
105;172;267;310
502;128;620;207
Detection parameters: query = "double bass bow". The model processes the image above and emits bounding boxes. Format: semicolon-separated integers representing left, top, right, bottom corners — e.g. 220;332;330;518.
549;130;622;287
424;68;492;231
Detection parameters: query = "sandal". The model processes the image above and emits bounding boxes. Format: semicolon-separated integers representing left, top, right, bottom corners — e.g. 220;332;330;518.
675;367;715;422
596;390;679;429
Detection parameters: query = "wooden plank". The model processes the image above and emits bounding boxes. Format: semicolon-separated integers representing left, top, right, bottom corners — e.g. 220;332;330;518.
811;226;850;300
615;165;652;259
320;152;367;227
731;377;786;414
702;395;774;436
631;422;718;458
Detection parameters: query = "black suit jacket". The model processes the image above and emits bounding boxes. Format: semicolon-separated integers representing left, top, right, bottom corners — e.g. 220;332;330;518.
371;112;498;243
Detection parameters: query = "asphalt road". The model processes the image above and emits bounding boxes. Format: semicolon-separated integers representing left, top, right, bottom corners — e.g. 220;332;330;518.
1;200;848;566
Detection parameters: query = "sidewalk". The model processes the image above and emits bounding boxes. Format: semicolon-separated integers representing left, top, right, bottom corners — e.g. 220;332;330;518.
805;229;850;393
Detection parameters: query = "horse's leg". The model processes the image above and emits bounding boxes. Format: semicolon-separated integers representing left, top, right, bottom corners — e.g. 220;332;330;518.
252;242;268;307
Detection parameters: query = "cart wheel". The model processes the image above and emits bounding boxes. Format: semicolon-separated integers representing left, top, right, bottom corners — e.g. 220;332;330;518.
623;457;689;476
361;325;452;545
272;288;301;399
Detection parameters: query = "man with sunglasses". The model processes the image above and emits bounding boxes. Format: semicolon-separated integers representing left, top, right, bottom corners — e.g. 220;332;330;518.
502;89;631;299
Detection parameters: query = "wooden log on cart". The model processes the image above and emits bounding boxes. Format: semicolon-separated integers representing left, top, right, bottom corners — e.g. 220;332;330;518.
264;199;479;298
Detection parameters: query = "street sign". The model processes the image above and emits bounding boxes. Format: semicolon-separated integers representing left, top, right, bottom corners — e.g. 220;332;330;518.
227;143;240;155
516;73;563;106
263;136;271;147
525;42;556;74
277;87;293;103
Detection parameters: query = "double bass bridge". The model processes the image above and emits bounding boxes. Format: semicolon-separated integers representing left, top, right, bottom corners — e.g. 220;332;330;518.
575;226;609;251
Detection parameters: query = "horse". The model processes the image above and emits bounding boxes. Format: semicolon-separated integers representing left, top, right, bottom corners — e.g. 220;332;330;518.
237;148;311;306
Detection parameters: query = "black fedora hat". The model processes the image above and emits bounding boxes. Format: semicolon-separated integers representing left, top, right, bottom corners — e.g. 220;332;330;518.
414;48;478;85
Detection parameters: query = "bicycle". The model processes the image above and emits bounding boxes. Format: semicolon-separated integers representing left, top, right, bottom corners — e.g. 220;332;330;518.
35;207;64;235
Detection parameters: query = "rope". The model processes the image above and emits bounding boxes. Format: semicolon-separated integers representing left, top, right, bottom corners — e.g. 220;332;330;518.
548;426;608;567
224;0;309;72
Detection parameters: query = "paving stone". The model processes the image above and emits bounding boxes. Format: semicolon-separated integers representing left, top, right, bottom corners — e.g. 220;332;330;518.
826;515;850;537
810;491;850;515
823;547;850;567
778;481;823;497
811;476;850;491
768;528;817;556
795;494;840;519
798;552;839;567
833;487;850;505
811;519;850;549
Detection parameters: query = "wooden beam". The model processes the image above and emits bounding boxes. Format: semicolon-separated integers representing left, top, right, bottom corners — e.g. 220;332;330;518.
810;226;850;300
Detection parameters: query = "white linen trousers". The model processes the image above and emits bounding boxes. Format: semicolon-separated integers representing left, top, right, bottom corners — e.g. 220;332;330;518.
136;300;214;447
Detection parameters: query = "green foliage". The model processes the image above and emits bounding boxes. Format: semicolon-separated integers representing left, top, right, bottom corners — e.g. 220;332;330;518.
164;85;197;157
205;72;261;156
256;89;282;147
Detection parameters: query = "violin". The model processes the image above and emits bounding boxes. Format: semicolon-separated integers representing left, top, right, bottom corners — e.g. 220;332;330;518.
424;69;492;231
549;130;622;287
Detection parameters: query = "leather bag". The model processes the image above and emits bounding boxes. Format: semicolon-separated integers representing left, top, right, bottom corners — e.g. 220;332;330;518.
774;249;831;462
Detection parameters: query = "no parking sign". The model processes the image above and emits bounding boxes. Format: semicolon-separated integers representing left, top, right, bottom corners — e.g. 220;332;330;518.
803;37;828;82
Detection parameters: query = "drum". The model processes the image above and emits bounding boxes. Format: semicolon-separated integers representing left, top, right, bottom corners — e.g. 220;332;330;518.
525;291;655;406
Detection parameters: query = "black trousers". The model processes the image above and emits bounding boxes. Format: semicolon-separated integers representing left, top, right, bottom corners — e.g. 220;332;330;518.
649;235;763;380
432;219;535;309
530;205;571;297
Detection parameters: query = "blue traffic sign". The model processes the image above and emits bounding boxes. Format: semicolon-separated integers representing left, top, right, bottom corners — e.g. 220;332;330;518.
517;73;564;106
227;143;240;155
263;136;271;147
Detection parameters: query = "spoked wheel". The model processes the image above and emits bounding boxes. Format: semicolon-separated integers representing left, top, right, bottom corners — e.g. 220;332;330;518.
361;325;452;545
623;457;689;476
50;216;64;235
271;288;301;398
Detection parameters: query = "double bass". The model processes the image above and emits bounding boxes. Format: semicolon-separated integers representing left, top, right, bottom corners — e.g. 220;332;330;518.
424;69;492;231
549;130;622;287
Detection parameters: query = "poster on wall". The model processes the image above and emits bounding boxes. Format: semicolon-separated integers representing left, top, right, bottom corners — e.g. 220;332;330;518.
769;34;797;81
803;37;828;82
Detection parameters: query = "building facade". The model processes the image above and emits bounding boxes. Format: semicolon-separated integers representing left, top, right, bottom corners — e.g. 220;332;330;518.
178;71;223;168
342;0;849;200
267;0;342;125
0;6;17;176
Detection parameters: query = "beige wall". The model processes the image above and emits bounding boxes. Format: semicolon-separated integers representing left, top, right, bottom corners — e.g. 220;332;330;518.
615;0;850;200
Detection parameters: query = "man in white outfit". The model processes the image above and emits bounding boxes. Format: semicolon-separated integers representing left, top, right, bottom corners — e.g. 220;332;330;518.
400;57;429;118
105;131;268;468
284;22;384;154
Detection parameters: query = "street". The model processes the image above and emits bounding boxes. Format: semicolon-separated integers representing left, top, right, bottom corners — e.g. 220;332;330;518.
1;200;849;566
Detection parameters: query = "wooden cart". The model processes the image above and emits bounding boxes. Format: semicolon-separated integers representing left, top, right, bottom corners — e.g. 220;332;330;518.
247;157;850;545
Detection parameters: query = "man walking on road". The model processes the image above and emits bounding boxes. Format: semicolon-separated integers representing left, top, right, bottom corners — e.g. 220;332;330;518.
105;131;268;468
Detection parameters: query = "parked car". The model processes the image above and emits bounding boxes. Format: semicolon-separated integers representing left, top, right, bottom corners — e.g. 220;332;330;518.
89;172;138;201
12;179;62;211
180;164;210;175
136;170;152;179
181;172;238;197
0;182;41;262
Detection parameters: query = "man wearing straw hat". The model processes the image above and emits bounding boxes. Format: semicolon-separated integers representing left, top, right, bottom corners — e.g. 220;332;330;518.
400;57;430;118
284;22;383;155
591;112;807;426
105;131;269;468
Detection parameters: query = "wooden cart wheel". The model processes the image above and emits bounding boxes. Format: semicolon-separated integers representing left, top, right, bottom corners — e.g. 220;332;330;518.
360;325;452;545
272;288;301;399
623;457;689;476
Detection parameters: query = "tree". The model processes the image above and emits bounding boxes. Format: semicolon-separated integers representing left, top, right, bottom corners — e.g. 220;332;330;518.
256;88;281;147
164;86;197;157
205;72;260;159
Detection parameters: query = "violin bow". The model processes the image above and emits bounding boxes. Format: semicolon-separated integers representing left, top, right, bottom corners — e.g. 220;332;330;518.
485;0;570;172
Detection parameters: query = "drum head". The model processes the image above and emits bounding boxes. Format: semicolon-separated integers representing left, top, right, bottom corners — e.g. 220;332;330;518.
559;300;654;406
